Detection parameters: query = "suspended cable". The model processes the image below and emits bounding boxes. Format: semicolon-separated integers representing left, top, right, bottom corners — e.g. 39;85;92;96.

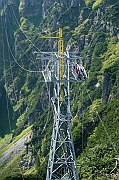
10;0;57;52
10;2;41;53
5;1;61;75
5;12;22;118
6;9;40;73
7;1;55;133
4;35;41;73
7;36;39;73
1;2;50;178
85;85;118;154
1;14;24;180
5;2;51;73
8;0;55;137
1;12;12;134
2;4;24;179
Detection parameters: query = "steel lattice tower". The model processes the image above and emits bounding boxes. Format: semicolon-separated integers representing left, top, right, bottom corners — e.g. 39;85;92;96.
35;28;87;180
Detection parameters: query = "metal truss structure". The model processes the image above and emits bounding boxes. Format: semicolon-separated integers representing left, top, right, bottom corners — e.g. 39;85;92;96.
35;28;87;180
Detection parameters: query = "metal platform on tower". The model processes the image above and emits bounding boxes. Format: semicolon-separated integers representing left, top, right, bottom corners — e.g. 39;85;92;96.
35;28;87;180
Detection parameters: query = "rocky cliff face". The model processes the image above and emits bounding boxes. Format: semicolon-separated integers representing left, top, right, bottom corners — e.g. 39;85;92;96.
0;0;8;10
102;71;111;105
19;0;43;18
19;0;79;18
0;0;119;179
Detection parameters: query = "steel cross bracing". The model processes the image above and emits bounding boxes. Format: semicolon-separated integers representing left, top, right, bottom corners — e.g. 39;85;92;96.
35;51;83;180
46;54;79;180
35;28;87;180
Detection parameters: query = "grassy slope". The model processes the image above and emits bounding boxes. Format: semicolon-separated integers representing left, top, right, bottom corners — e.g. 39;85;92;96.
0;126;32;180
0;0;119;180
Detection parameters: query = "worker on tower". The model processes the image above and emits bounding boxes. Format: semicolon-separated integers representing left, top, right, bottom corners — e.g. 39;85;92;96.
71;63;87;80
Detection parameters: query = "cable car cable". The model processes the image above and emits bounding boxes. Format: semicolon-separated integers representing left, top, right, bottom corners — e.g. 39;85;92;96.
10;2;41;53
7;11;39;72
84;84;118;154
5;12;22;118
1;12;12;134
7;2;50;74
2;4;24;180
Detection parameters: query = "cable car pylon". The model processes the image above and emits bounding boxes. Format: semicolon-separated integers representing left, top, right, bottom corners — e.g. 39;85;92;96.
37;28;87;180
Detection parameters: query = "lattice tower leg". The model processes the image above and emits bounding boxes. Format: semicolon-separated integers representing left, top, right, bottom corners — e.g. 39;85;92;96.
46;89;79;180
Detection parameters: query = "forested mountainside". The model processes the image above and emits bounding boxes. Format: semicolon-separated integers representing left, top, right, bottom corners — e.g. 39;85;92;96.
0;0;119;179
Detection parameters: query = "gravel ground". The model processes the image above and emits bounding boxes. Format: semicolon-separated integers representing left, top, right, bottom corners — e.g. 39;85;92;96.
0;131;32;166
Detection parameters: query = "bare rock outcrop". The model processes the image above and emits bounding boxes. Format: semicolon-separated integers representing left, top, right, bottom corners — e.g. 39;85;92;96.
102;71;111;105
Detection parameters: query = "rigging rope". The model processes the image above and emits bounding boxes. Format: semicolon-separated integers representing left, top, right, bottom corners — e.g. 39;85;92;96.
3;1;61;75
10;2;41;53
5;10;22;118
6;1;56;135
6;12;41;73
7;1;55;134
7;0;56;142
6;2;46;73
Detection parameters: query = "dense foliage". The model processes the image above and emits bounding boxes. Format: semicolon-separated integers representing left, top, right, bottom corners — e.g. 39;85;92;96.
0;0;119;179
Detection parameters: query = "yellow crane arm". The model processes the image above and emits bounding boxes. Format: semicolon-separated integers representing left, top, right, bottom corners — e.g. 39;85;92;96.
41;28;65;100
41;28;64;80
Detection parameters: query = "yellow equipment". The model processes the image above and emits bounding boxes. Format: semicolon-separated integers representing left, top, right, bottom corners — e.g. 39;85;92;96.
41;28;65;101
